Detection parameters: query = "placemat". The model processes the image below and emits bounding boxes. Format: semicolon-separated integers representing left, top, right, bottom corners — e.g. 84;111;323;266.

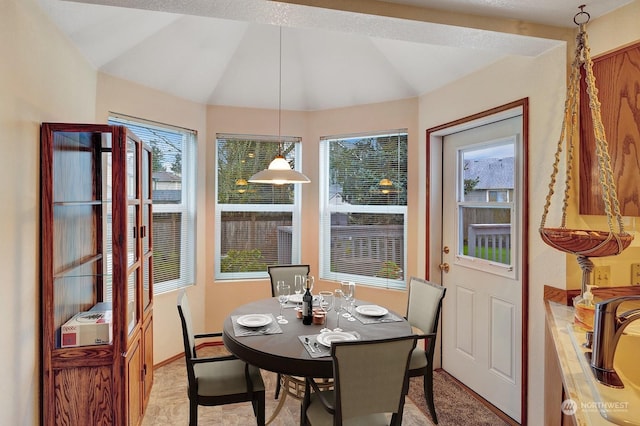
298;331;361;358
231;314;283;337
352;309;404;325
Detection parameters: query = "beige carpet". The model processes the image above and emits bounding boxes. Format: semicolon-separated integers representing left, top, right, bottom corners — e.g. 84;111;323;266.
142;346;508;425
408;372;510;426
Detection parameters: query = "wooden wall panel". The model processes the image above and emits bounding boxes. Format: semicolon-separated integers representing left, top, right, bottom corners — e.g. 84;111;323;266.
580;42;640;216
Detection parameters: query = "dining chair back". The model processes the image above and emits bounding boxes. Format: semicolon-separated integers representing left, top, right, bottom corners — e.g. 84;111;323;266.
266;264;311;401
302;335;417;426
177;290;265;426
405;276;446;424
267;264;310;296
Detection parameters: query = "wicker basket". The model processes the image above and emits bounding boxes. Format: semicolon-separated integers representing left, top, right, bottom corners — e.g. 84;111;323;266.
539;227;634;257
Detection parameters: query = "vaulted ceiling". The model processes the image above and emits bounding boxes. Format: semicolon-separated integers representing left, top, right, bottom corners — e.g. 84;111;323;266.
37;0;633;111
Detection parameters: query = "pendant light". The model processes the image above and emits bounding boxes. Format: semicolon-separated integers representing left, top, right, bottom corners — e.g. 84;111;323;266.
248;27;310;185
379;178;393;194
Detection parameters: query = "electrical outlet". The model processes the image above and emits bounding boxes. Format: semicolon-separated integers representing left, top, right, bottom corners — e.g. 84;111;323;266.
631;263;640;285
593;265;611;286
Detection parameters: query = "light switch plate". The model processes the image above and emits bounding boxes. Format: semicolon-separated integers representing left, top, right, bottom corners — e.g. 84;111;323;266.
631;263;640;285
593;265;611;287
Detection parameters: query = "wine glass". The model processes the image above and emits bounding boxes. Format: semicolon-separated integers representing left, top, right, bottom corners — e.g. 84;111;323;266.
333;289;344;331
318;291;334;333
294;275;304;304
341;281;356;321
276;282;290;324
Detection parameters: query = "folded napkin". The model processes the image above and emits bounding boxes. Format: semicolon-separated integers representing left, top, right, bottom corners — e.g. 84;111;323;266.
232;314;283;337
298;331;361;358
352;309;404;325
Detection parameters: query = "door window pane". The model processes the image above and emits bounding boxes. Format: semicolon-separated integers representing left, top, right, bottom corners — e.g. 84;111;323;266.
458;140;515;268
459;206;512;265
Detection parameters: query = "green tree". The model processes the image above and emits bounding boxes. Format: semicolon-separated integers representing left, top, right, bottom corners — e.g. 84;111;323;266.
463;162;480;194
217;138;294;205
151;141;164;172
170;153;182;175
329;134;407;224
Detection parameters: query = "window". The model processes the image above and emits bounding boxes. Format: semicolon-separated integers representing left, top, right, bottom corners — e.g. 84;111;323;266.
458;140;515;274
215;134;302;280
109;114;197;294
319;131;407;289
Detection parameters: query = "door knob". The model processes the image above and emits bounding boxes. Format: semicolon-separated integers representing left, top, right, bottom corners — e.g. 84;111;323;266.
443;246;450;254
439;263;450;273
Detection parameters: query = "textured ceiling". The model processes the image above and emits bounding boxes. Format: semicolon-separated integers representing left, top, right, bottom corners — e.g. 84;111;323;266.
384;0;633;28
36;0;632;111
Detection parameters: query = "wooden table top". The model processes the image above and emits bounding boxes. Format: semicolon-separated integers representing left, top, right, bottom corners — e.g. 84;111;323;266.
222;297;413;378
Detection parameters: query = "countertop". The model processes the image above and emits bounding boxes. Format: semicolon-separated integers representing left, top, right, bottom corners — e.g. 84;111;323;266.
545;301;620;425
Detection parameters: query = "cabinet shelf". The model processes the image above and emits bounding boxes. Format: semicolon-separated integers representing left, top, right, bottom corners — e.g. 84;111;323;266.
53;254;103;278
53;200;105;206
51;344;114;367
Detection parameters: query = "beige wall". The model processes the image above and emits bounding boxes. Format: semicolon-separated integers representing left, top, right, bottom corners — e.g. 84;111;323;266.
0;0;98;424
3;0;639;425
204;99;419;332
420;44;569;425
418;2;640;424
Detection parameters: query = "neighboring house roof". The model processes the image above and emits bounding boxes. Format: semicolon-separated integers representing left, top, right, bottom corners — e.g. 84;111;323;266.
152;170;181;182
464;157;514;190
328;183;351;205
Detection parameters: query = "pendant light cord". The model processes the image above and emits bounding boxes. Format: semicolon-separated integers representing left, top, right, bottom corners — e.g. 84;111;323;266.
278;26;283;156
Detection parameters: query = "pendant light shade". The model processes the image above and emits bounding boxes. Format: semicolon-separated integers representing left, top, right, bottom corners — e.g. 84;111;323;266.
248;26;310;185
248;155;311;184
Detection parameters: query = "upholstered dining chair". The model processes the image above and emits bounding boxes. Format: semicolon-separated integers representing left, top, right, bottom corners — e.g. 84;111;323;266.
266;264;310;400
405;276;447;424
302;335;417;426
267;264;310;297
177;290;265;426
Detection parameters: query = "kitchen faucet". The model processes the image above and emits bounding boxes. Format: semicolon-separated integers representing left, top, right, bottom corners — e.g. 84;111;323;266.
588;295;640;388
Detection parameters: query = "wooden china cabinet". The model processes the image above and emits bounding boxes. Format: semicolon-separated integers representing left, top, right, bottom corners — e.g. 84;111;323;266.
40;123;153;425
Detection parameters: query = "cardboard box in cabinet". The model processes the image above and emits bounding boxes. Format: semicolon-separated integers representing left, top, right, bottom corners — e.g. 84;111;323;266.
61;310;113;347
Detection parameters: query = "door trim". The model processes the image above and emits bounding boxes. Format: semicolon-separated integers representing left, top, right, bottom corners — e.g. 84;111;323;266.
425;98;529;425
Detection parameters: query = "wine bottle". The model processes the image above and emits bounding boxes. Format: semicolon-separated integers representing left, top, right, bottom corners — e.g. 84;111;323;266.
302;277;313;325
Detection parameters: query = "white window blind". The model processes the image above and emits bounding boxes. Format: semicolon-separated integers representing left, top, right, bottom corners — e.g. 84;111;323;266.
215;134;302;280
109;114;197;294
319;131;408;289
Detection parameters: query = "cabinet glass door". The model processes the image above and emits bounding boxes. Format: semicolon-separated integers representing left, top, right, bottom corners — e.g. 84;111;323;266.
126;136;140;336
142;144;153;311
127;140;137;200
127;272;137;335
42;126;114;350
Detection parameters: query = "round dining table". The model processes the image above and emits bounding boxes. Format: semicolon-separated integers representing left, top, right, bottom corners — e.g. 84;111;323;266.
222;297;414;379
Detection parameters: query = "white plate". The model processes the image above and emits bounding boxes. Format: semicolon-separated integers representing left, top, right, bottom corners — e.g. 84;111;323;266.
289;294;303;303
316;331;358;347
236;314;272;328
355;305;389;317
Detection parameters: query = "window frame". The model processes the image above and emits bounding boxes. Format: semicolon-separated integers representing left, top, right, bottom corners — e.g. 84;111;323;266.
319;130;408;290
214;134;303;280
109;113;197;294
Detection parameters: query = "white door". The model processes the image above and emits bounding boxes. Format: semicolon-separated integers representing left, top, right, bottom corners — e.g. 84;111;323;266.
441;115;523;422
